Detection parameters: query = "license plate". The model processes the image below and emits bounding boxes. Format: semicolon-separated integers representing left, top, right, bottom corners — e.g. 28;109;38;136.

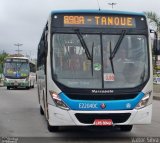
93;119;113;126
14;82;18;86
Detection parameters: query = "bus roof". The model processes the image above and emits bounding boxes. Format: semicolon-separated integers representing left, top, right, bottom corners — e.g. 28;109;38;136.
51;9;145;16
5;57;36;64
5;57;29;60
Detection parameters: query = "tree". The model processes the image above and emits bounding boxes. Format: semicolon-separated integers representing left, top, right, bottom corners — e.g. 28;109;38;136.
0;52;8;82
144;11;160;55
144;11;160;76
0;52;8;74
144;11;160;35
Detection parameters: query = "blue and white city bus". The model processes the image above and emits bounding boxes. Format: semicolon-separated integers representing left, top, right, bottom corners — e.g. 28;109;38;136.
37;10;154;132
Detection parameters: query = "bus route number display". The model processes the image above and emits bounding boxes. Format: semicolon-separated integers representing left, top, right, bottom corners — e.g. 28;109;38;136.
63;15;136;28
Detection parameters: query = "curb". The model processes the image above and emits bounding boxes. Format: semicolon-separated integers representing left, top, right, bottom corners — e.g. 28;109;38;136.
153;84;160;93
153;96;160;101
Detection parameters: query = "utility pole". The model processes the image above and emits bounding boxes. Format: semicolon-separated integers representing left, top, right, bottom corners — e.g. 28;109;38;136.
14;43;23;55
108;2;117;9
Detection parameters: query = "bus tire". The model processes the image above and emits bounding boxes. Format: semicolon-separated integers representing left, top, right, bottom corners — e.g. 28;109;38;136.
32;82;35;88
40;106;44;115
47;121;59;132
7;86;10;90
120;125;133;132
26;86;30;89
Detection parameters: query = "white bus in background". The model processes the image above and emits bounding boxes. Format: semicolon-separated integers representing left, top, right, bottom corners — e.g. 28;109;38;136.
3;57;36;90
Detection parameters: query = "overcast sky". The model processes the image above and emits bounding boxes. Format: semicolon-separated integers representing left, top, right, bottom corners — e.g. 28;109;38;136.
0;0;160;59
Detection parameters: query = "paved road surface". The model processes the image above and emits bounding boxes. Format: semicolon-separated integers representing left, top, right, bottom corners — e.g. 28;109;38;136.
0;86;160;142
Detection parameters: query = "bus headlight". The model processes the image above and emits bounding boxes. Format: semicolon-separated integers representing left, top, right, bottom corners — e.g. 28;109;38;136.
4;77;8;81
49;91;70;110
25;76;29;81
135;91;152;109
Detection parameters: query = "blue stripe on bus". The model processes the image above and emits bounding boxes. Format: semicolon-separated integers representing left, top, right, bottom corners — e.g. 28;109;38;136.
59;92;144;111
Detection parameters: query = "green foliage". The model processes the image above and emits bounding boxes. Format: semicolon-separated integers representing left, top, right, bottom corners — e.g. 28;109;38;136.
0;53;8;74
144;11;160;74
0;64;2;74
144;11;160;33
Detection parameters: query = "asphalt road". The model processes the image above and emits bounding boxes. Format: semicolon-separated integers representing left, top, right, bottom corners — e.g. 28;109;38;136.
0;86;160;143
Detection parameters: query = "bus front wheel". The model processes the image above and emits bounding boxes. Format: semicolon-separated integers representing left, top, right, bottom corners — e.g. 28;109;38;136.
40;106;44;115
120;125;133;132
7;86;10;90
26;86;30;89
47;121;59;132
32;84;35;88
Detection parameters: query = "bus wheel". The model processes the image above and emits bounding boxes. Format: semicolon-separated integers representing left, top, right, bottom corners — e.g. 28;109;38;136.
26;86;30;90
7;86;10;90
120;125;133;132
32;83;35;88
47;121;59;132
40;106;44;115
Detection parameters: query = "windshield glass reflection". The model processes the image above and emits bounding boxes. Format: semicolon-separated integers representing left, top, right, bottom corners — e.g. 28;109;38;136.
52;34;148;89
4;62;29;78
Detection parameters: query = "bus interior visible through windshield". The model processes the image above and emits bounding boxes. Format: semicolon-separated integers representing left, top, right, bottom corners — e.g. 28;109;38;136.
52;33;148;89
4;59;29;79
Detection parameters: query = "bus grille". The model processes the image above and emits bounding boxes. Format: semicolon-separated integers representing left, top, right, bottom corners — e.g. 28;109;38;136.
75;113;131;124
66;93;138;100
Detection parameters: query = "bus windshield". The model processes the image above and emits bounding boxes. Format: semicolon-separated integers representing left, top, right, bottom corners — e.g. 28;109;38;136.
52;33;149;89
4;59;30;78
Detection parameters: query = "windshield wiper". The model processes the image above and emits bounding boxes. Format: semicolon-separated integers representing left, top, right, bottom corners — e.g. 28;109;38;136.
110;30;127;60
91;42;94;76
109;30;127;74
109;41;115;74
75;29;94;76
75;29;92;60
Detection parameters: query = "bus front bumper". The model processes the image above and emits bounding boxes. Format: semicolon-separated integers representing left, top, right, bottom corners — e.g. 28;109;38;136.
4;81;29;87
48;104;152;126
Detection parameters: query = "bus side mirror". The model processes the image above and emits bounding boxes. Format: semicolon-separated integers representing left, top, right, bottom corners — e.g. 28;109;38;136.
150;29;158;55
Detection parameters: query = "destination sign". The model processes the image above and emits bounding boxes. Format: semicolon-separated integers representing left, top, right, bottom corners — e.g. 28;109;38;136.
5;59;28;63
63;15;136;28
